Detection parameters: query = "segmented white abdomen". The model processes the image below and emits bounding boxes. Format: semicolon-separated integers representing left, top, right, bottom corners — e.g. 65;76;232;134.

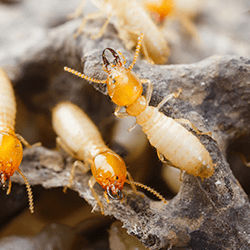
136;106;214;178
0;67;16;131
52;102;108;161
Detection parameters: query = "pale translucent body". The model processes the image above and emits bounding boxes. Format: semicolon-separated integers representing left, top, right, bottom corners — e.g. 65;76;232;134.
92;0;169;64
52;102;108;162
0;68;16;131
136;106;214;178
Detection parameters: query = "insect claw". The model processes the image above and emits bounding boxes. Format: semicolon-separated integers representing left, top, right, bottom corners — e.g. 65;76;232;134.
107;186;123;200
102;48;122;68
102;49;110;68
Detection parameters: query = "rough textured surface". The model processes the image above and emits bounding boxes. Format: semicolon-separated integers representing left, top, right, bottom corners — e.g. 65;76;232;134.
1;0;250;249
6;22;250;249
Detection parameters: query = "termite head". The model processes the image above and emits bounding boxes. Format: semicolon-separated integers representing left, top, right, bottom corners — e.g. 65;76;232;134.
92;151;127;200
0;131;34;213
102;48;143;107
145;0;175;22
0;131;23;191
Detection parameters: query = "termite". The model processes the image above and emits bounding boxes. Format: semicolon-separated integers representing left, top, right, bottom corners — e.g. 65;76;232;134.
52;101;167;214
72;0;170;64
64;33;214;179
145;0;200;40
145;0;175;23
0;67;34;213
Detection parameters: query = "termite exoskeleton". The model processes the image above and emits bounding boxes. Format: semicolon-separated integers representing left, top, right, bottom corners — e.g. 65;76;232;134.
145;0;200;40
71;0;170;64
52;101;167;214
145;0;175;23
64;33;214;179
0;67;34;213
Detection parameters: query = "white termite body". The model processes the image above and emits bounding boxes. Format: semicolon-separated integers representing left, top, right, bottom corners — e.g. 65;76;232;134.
0;67;16;131
105;0;170;64
52;102;108;162
136;105;214;178
52;102;168;212
63;33;214;180
75;0;170;64
52;102;128;213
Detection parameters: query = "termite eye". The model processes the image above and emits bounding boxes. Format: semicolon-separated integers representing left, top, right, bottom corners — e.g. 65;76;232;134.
112;79;116;84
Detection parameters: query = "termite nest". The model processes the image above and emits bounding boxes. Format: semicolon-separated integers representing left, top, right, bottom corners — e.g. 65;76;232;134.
0;0;250;249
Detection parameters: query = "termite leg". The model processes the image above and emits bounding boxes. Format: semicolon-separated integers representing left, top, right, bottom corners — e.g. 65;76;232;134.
157;150;176;168
74;11;106;38
176;13;200;43
174;118;211;136
157;150;168;163
180;170;184;182
114;106;130;118
92;14;112;39
103;191;110;203
127;122;138;132
88;175;104;214
140;34;155;65
141;79;153;105
16;134;41;148
157;88;182;110
57;137;90;192
68;0;86;19
6;179;12;195
63;160;89;193
56;137;78;158
126;171;138;194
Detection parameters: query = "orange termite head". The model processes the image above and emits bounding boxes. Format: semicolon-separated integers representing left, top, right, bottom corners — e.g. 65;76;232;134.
102;48;143;107
0;131;34;213
145;0;175;22
0;131;23;191
92;151;127;200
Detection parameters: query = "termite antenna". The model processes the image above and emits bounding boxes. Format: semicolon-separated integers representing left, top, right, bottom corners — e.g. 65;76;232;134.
126;180;167;204
64;66;107;84
128;32;144;70
17;169;34;213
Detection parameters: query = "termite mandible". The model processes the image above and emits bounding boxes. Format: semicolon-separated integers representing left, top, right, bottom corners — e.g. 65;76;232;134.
52;102;167;214
0;67;34;213
64;33;214;179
